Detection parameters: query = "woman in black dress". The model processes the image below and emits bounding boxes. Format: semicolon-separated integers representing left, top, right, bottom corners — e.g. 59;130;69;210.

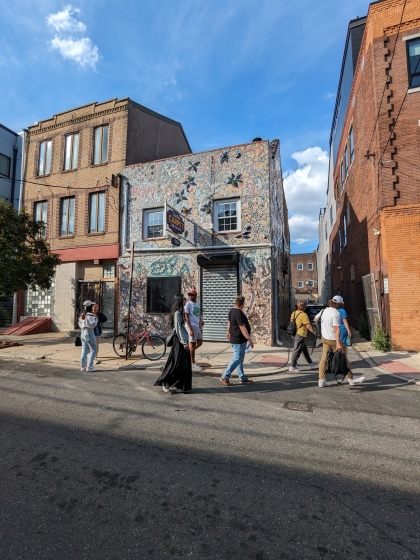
154;294;192;393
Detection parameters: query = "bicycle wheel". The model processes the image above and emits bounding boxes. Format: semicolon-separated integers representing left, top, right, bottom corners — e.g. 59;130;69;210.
142;336;166;361
113;334;133;358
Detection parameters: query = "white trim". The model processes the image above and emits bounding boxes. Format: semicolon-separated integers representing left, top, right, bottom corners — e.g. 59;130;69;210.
408;87;420;95
403;32;420;41
213;197;241;233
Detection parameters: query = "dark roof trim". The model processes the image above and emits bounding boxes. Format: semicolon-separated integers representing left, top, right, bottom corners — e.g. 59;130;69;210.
0;123;18;136
129;99;192;153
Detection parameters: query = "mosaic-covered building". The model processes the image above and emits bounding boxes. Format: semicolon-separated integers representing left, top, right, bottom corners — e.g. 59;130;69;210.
119;139;290;346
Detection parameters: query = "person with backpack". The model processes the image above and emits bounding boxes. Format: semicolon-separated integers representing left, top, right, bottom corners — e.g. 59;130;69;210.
314;296;365;387
78;300;98;372
288;301;318;373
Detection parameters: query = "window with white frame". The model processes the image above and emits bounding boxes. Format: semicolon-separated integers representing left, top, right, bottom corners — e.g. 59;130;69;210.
214;198;240;232
407;38;420;88
307;280;314;288
93;125;109;165
297;263;303;271
144;208;164;239
344;146;349;176
340;161;345;189
64;133;79;170
89;192;105;233
349;127;354;163
307;263;313;271
60;196;75;236
298;281;304;288
34;200;48;237
0;153;11;177
38;140;52;176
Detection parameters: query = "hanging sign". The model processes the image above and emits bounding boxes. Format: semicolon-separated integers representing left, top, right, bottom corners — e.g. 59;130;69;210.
170;237;181;247
166;208;185;235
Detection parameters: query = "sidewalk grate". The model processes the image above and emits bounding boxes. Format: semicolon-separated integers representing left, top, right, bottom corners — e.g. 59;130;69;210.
376;360;420;376
283;401;313;413
259;355;288;368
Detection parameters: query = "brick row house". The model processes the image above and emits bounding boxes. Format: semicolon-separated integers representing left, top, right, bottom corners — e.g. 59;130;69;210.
21;98;191;332
118;139;291;346
290;252;318;305
320;0;420;351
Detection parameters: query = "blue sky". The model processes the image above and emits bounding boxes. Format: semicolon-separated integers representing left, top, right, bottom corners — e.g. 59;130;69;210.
1;0;369;253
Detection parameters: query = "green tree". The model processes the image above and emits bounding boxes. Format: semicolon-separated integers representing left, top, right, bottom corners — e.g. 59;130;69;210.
0;201;61;296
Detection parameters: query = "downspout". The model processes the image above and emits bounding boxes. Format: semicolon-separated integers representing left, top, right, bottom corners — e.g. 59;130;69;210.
272;246;283;346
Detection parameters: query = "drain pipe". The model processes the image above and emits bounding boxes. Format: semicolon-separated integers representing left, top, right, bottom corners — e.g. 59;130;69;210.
272;247;283;346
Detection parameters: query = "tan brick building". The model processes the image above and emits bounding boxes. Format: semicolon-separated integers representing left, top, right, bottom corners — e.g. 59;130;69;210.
21;98;191;332
290;252;318;305
326;0;420;350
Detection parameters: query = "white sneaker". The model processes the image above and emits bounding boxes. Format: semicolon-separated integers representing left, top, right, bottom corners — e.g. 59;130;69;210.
347;375;366;385
80;367;86;371
289;366;300;372
162;384;170;393
318;379;332;388
86;367;98;372
192;363;202;371
310;361;319;369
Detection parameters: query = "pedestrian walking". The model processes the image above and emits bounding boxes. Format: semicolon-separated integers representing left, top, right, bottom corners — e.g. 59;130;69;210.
92;302;108;365
220;295;254;386
154;294;192;393
78;300;98;372
314;296;365;387
184;289;204;372
288;301;318;373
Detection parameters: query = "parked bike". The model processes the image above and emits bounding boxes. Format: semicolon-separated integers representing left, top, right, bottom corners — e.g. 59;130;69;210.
113;320;166;361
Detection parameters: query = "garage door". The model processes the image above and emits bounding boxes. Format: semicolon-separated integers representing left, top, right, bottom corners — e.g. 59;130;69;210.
202;265;238;341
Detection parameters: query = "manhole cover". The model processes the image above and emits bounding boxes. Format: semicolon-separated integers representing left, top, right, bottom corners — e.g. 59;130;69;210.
283;401;313;412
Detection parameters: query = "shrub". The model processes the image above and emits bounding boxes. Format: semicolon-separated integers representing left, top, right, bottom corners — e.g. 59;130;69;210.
372;326;391;352
357;314;370;340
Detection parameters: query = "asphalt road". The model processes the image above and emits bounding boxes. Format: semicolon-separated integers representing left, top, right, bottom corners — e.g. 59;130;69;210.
0;346;419;560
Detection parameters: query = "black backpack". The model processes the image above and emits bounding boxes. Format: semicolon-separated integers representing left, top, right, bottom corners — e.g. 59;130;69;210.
286;311;302;336
330;350;349;383
314;309;325;339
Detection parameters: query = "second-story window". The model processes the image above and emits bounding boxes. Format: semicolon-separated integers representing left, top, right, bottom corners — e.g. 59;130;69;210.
89;192;105;233
214;198;240;232
34;200;48;237
144;208;164;239
60;197;75;236
38;140;52;176
93;125;109;165
0;153;11;177
64;133;79;171
407;38;420;88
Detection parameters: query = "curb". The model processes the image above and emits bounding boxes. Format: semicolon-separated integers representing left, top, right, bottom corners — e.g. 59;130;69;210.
352;345;420;386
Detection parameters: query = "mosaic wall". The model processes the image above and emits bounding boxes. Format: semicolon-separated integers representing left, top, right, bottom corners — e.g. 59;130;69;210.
118;140;290;345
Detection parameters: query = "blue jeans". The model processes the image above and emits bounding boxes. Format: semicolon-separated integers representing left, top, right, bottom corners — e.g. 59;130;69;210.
80;329;97;368
222;342;247;381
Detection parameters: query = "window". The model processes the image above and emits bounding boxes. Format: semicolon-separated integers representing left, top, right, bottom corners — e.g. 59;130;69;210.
103;260;115;278
339;230;342;253
307;263;313;271
93;125;109;164
144;208;164;239
332;242;336;253
325;223;328;240
344;146;348;176
347;201;351;225
307;281;314;288
34;201;48;237
407;38;420;88
60;197;75;236
0;153;11;177
343;215;347;246
89;192;105;233
298;281;304;288
64;133;79;170
349;127;354;163
147;277;181;313
340;161;345;189
330;206;333;225
326;255;330;272
297;263;303;271
214;198;240;232
38;140;52;175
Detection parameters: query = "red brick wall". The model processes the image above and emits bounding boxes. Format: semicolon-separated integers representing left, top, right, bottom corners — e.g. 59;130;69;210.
291;252;318;300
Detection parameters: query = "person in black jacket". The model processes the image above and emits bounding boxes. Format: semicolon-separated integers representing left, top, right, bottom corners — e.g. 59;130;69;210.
220;295;254;386
92;303;108;365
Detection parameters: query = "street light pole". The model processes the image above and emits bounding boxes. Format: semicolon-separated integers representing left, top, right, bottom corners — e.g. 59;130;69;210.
125;241;134;361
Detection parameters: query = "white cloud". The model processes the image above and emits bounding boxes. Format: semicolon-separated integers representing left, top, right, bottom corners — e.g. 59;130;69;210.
323;91;336;101
47;5;99;70
284;146;329;245
47;5;86;34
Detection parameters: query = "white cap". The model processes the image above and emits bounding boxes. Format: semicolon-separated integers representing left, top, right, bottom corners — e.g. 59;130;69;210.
83;300;95;307
332;295;344;304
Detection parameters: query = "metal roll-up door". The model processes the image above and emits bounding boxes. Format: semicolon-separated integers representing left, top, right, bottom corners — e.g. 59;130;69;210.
202;265;238;341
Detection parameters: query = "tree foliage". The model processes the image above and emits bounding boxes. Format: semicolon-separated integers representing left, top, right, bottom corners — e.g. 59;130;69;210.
0;201;61;296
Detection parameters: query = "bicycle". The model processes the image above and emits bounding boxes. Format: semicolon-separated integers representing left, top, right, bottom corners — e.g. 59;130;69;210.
113;320;166;361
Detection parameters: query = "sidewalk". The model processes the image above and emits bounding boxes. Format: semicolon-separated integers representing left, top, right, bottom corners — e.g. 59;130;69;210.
0;332;292;377
352;331;420;386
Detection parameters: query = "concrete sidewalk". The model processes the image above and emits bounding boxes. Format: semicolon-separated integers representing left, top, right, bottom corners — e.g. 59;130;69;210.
0;332;293;377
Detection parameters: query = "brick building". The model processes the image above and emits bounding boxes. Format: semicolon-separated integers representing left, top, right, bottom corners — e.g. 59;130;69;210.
290;252;318;305
118;139;290;346
325;0;420;350
21;98;190;332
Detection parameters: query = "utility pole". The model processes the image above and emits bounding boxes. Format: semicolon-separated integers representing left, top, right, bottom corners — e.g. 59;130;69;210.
125;241;135;361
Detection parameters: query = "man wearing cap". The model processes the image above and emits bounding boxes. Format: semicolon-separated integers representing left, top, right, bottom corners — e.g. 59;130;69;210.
314;296;365;387
184;289;204;371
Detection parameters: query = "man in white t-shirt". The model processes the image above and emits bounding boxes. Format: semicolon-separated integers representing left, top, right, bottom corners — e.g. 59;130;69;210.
184;289;204;372
315;296;365;388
